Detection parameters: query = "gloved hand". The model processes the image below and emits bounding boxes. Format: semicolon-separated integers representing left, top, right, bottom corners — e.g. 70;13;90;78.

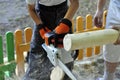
45;31;66;47
54;18;72;34
44;18;72;47
37;24;51;39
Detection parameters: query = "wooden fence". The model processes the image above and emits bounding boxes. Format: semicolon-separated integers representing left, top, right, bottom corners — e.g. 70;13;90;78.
0;11;107;79
75;11;107;60
0;32;16;80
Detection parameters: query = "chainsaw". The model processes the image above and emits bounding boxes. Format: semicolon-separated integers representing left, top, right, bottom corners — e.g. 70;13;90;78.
42;43;77;80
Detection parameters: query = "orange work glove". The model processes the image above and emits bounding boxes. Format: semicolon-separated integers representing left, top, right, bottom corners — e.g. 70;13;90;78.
44;18;72;48
37;24;51;39
55;18;72;34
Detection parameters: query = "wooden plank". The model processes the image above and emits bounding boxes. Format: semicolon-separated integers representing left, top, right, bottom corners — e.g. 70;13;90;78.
14;29;25;77
76;16;84;32
86;14;93;57
76;16;84;60
0;35;4;79
0;62;16;72
19;43;30;52
0;35;3;64
93;11;107;55
94;46;100;55
24;27;32;43
6;31;15;62
94;11;107;55
103;10;107;28
0;62;16;77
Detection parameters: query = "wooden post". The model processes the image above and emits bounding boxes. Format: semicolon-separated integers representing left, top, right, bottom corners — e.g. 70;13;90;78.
6;32;16;76
86;14;93;57
0;35;3;64
24;27;32;43
6;31;15;62
76;16;84;60
103;10;107;28
94;11;107;55
0;32;16;79
0;35;4;79
15;29;25;77
15;27;32;77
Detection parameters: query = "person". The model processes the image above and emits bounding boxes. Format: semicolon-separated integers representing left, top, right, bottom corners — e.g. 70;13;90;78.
23;0;79;80
94;0;120;80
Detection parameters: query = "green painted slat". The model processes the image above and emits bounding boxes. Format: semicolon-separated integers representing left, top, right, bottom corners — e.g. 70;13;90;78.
0;35;4;64
0;62;16;78
0;71;4;80
0;36;4;80
6;32;15;62
0;35;5;80
0;62;16;73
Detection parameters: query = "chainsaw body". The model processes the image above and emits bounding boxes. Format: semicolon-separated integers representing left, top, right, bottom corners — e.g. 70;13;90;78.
42;43;77;80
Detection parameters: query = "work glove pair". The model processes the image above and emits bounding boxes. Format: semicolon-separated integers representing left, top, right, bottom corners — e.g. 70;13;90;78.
38;19;79;60
37;18;72;48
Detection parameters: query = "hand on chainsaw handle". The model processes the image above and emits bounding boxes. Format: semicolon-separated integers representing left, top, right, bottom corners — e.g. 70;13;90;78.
45;18;72;47
55;18;72;34
37;24;51;39
45;31;66;48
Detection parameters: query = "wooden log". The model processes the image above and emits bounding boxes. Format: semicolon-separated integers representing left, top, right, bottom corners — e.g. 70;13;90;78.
50;66;65;80
63;29;119;51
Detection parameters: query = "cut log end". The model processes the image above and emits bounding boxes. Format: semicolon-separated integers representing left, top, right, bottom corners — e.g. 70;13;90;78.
63;34;72;51
50;66;65;80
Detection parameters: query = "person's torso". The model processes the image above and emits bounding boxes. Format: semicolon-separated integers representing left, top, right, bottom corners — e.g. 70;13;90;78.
112;0;120;8
26;0;66;6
